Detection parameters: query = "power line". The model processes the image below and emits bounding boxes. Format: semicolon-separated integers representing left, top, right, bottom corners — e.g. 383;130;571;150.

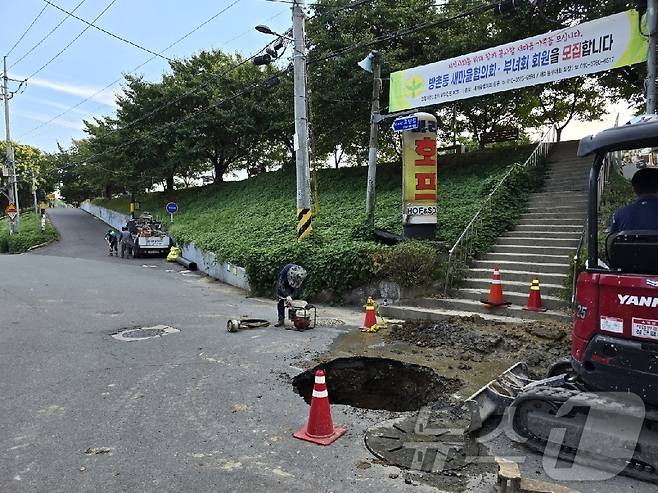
24;1;381;141
19;0;254;140
60;66;292;170
308;0;498;65
70;0;381;141
41;0;172;64
5;3;50;57
11;0;88;68
79;39;282;139
56;0;502;177
27;0;120;80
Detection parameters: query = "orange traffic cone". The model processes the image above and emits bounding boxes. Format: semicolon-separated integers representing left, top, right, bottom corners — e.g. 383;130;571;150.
294;369;347;445
480;266;511;308
360;297;378;331
523;278;547;312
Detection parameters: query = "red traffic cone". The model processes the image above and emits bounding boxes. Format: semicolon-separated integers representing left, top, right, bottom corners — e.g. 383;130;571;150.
480;266;511;308
360;297;378;331
523;278;547;312
293;369;347;446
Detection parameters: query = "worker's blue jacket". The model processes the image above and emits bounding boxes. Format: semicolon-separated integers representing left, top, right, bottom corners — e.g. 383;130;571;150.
276;263;300;299
609;194;658;234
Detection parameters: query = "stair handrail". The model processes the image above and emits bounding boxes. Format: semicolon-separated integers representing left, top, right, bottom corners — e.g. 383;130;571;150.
571;126;620;307
444;125;558;295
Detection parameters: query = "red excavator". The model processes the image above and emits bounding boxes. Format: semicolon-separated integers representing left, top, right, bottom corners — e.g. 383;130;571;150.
468;118;658;484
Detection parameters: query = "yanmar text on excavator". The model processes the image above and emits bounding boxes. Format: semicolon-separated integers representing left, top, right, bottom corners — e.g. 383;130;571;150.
468;118;658;485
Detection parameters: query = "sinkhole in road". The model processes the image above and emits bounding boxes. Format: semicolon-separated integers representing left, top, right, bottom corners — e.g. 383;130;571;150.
292;357;461;412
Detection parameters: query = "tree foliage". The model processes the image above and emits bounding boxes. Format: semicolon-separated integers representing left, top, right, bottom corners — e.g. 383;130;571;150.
43;0;642;200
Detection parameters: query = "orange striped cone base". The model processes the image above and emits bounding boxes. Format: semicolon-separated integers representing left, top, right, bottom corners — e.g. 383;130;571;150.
523;278;547;312
293;369;347;446
480;266;511;308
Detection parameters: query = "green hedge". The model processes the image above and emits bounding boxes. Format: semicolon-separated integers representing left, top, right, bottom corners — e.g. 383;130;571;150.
95;146;533;299
0;211;59;253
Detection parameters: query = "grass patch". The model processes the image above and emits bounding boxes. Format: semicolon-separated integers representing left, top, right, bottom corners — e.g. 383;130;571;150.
95;146;535;299
0;211;59;253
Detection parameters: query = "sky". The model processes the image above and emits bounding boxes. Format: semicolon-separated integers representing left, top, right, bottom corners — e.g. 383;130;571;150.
0;0;639;155
1;0;292;152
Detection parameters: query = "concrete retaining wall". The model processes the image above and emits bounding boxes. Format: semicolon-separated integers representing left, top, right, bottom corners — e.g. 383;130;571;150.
80;201;130;230
80;201;250;291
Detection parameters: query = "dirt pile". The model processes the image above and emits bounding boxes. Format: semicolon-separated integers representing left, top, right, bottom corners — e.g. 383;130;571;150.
386;316;571;377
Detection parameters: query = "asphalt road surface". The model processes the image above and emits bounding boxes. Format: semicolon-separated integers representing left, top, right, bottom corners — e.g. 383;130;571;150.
1;208;654;492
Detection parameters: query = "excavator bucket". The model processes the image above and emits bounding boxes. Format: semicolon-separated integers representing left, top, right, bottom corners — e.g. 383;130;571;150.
465;362;533;432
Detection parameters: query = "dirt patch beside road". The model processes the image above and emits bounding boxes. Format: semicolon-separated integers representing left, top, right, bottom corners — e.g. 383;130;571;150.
386;316;571;380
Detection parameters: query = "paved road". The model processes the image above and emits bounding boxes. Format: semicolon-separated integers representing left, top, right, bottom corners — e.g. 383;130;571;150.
1;208;653;493
2;208;412;493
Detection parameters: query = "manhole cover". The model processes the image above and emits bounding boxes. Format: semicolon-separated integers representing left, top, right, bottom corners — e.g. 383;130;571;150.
112;325;179;342
316;318;345;327
364;411;475;472
364;413;497;491
292;357;461;412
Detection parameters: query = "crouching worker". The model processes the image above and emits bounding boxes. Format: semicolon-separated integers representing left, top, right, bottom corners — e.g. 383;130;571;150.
104;229;118;256
275;264;307;327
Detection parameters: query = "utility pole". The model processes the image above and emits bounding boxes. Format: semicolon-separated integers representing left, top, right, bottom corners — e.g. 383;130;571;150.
647;0;657;114
3;56;20;231
365;51;381;227
31;170;38;215
292;0;313;241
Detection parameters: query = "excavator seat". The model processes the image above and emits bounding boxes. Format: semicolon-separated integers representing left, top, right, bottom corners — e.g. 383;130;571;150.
606;230;658;275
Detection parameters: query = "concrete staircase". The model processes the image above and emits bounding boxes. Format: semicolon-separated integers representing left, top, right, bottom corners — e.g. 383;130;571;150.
383;140;591;323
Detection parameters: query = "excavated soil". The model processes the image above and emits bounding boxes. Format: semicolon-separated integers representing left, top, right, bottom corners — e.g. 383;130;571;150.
385;316;572;380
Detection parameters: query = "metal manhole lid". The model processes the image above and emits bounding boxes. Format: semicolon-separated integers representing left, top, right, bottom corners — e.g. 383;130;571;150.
112;325;179;342
364;413;475;473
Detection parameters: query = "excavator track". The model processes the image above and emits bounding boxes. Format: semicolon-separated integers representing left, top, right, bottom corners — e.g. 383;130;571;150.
510;385;658;485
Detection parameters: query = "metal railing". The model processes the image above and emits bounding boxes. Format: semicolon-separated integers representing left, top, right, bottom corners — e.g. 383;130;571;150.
444;125;558;294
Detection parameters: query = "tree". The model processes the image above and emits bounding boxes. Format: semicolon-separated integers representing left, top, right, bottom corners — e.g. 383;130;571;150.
166;50;284;182
526;78;608;141
307;0;443;163
0;141;56;209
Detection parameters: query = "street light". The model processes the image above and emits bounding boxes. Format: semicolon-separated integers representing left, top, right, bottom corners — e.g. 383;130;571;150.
255;25;293;40
255;24;276;35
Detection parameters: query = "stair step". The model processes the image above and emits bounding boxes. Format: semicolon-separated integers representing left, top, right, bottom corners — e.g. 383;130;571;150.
501;230;582;239
491;244;577;255
462;278;566;297
545;162;591;169
529;190;587;200
523;211;586;217
529;199;588;207
526;205;585;213
472;260;570;274
483;252;570;264
387;298;570;321
544;174;589;181
531;190;587;197
541;181;588;188
542;187;588;193
517;218;584;225
468;268;567;283
496;237;580;247
455;287;566;309
513;224;583;231
380;304;534;324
